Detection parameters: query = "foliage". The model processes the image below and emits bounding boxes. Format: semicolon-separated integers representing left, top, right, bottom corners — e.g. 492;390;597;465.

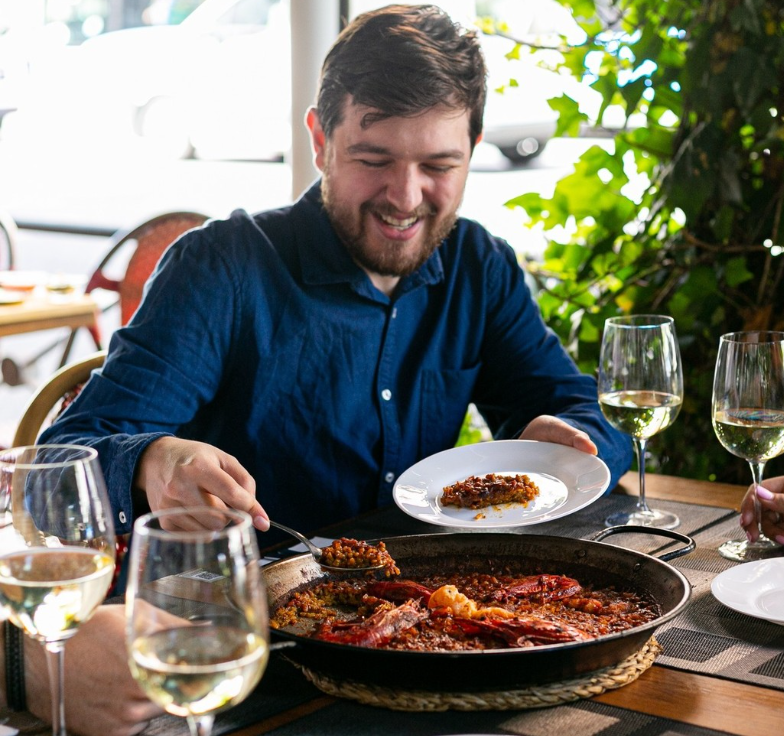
490;0;784;482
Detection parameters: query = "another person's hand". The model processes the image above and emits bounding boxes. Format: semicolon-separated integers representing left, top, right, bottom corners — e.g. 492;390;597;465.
135;437;270;531
740;475;784;545
25;606;162;736
518;415;598;455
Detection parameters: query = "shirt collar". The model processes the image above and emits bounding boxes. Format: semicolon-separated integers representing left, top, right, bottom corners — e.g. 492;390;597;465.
292;181;445;297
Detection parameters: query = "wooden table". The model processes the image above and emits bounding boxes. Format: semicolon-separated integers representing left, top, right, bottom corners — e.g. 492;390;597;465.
0;293;97;339
3;473;782;736
592;472;777;736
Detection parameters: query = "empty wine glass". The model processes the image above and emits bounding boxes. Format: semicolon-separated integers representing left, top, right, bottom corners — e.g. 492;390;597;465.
599;315;683;529
712;331;784;561
0;445;116;736
126;507;269;736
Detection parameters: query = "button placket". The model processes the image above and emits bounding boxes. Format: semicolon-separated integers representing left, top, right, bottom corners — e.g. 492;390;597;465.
376;303;401;503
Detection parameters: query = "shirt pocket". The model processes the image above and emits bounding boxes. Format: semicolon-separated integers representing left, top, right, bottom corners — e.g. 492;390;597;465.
419;365;481;458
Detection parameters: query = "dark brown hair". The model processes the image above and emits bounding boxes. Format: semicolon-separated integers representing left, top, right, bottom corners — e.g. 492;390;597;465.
316;4;487;148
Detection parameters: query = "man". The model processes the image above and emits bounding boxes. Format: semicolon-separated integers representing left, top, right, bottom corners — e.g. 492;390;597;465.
41;4;631;541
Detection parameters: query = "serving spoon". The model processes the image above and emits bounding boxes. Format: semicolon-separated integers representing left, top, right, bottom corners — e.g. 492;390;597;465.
269;520;386;573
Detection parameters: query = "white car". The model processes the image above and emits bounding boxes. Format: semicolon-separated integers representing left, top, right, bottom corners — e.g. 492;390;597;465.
5;0;290;161
4;0;600;164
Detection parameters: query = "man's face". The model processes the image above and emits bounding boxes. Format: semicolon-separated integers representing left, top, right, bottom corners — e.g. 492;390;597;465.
309;101;473;283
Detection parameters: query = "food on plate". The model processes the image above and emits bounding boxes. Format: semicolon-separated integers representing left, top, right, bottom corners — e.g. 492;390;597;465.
270;569;660;650
441;473;540;509
319;537;400;577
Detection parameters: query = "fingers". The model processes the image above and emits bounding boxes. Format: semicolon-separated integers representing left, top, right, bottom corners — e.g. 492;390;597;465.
754;483;784;545
738;482;784;545
139;438;270;531
570;432;598;455
739;485;759;542
219;453;270;531
519;415;598;455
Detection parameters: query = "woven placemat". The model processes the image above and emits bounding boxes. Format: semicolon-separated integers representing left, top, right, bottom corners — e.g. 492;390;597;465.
295;636;661;712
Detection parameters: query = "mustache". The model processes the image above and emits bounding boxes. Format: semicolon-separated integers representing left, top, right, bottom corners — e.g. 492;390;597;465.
363;201;438;220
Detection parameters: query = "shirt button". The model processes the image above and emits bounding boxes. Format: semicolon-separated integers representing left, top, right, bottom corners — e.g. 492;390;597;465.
381;389;392;401
391;307;397;319
118;511;127;524
384;472;395;483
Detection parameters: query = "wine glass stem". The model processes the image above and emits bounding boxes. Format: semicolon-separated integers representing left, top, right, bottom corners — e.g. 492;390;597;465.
749;460;767;537
634;438;650;514
44;641;66;736
187;714;215;736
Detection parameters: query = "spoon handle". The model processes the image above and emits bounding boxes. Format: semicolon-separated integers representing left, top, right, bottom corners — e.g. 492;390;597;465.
269;520;322;559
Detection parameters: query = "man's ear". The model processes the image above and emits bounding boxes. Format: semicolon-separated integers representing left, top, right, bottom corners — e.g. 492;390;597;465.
306;107;327;172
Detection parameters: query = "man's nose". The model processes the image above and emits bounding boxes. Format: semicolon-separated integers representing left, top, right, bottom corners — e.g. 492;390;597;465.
384;166;425;213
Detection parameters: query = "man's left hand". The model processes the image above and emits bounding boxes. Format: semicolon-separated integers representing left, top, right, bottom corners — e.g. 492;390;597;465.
518;415;598;455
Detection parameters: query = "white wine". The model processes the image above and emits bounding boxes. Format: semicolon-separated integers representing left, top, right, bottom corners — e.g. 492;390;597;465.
599;390;682;439
130;625;268;718
0;547;114;641
713;409;784;462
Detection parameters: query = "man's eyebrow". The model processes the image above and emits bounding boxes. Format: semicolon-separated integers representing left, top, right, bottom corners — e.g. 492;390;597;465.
346;143;465;160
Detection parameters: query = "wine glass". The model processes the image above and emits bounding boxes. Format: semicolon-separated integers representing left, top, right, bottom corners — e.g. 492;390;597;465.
712;331;784;561
126;507;269;736
0;445;116;736
598;315;684;529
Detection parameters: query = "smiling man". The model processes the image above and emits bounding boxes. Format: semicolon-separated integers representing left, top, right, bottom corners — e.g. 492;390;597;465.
41;4;632;541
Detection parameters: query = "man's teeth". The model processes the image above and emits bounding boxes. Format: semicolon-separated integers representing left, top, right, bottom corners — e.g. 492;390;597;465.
379;213;417;229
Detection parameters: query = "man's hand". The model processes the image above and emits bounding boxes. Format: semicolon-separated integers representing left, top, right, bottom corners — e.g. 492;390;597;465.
25;606;162;736
518;415;598;455
135;437;270;531
740;475;784;544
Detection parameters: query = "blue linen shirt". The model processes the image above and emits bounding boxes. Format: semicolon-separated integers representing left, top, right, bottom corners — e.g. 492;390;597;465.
41;182;632;538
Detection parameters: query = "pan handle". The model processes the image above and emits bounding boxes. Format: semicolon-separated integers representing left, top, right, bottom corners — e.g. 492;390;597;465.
270;640;298;653
591;525;696;562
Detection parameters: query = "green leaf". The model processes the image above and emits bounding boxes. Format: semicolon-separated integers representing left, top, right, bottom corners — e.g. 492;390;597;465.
549;95;589;137
725;257;754;287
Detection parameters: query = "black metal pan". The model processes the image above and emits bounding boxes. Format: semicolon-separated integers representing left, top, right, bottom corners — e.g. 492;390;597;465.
264;527;693;691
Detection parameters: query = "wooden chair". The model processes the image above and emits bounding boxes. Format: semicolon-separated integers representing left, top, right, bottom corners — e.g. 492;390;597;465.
10;349;131;592
13;350;107;446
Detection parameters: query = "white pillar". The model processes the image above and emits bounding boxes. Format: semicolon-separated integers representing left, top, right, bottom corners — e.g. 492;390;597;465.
289;0;340;202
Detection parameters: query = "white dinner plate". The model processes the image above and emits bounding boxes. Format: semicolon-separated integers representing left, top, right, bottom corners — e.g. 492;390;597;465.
0;270;45;292
0;288;26;305
711;558;784;625
393;440;610;529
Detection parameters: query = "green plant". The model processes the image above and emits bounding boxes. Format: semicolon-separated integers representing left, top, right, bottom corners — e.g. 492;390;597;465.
491;0;784;482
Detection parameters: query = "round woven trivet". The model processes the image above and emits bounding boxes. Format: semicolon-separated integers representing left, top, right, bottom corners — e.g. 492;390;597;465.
295;636;661;712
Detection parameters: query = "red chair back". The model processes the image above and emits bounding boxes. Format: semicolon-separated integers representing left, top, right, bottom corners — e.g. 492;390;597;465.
86;211;209;326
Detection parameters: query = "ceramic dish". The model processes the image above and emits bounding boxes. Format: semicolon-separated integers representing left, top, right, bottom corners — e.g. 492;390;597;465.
392;440;610;528
711;557;784;625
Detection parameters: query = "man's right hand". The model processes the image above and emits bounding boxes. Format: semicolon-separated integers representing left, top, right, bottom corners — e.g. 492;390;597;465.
135;437;270;531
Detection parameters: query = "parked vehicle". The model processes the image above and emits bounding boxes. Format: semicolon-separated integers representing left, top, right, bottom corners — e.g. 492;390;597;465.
3;0;603;164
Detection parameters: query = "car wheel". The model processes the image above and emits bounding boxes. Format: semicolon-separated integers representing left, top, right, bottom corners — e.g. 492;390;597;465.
134;96;195;160
498;137;545;163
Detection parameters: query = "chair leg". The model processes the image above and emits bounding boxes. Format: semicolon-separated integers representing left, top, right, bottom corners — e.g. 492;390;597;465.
1;357;23;387
58;330;79;368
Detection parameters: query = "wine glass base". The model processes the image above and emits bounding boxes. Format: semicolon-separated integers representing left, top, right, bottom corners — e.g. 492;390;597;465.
718;537;782;562
604;508;680;530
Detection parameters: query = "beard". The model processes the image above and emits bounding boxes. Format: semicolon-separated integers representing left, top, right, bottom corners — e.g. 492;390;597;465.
321;170;459;279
